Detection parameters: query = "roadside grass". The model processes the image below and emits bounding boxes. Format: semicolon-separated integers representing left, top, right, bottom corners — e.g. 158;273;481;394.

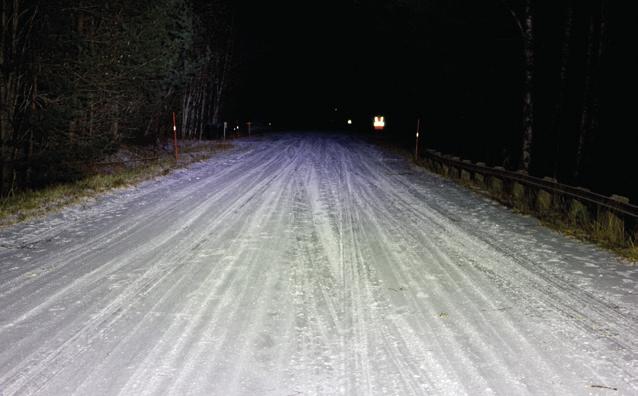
375;140;638;264
487;187;637;264
479;184;638;264
536;215;638;262
620;243;638;262
0;141;232;227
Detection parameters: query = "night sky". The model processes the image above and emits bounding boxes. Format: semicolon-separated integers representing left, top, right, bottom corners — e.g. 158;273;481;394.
233;1;358;124
232;1;522;131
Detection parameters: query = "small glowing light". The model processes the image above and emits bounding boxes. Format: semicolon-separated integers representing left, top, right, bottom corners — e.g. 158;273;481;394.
416;132;419;138
347;119;352;125
173;126;177;131
334;107;338;112
373;116;385;130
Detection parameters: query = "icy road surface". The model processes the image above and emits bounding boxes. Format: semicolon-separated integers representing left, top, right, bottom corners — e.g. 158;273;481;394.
1;133;637;396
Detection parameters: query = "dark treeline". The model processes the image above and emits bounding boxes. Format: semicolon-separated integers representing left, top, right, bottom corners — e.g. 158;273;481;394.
0;0;234;196
360;0;636;201
234;0;635;200
3;1;635;201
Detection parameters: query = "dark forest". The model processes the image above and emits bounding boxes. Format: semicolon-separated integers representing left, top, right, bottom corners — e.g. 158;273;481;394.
1;0;637;201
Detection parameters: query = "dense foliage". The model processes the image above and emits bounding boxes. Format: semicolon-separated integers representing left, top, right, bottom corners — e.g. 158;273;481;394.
0;0;234;195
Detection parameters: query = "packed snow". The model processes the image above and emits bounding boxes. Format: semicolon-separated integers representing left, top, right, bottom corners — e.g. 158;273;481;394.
0;133;637;395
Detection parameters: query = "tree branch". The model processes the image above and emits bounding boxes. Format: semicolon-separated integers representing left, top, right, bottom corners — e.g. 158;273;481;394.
499;0;530;40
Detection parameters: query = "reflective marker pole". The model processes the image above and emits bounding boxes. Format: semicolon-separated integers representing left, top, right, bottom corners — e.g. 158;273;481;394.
415;118;421;161
172;112;179;161
223;121;227;142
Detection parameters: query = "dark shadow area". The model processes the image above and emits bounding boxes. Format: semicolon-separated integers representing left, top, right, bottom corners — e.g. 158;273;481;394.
1;1;635;203
231;0;637;202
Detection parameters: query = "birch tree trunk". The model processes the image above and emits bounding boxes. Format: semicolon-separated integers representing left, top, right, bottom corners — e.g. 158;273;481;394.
182;88;193;138
551;1;574;177
574;2;605;181
520;0;534;172
0;1;8;194
0;0;18;195
212;16;234;127
212;48;232;126
26;72;36;186
198;84;207;140
112;102;120;143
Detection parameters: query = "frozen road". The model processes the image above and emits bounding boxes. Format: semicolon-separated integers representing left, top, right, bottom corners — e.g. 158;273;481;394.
1;133;637;395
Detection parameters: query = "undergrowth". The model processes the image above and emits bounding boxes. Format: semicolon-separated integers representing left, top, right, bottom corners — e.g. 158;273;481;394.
0;142;231;227
410;154;638;264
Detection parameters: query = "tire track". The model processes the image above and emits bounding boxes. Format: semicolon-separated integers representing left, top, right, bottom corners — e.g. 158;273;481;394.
1;133;636;395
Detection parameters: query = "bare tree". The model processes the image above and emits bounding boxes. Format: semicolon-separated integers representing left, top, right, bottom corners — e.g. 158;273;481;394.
520;0;534;172
574;0;606;181
500;0;535;172
182;2;234;139
1;0;38;195
551;1;574;178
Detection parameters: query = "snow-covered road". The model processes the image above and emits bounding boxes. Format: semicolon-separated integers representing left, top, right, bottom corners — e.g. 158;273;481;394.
1;133;637;395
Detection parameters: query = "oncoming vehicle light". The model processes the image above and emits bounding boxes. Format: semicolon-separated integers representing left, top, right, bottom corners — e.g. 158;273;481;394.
373;116;385;131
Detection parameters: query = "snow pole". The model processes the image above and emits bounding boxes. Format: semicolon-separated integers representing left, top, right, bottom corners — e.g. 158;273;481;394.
172;112;179;161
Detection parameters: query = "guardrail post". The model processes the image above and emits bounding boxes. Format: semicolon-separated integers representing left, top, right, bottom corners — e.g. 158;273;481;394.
597;195;629;245
460;160;472;183
441;162;450;177
425;157;433;169
450;157;461;179
512;171;528;210
431;158;439;173
569;187;591;226
536;177;557;216
489;167;505;197
474;163;486;186
420;150;638;252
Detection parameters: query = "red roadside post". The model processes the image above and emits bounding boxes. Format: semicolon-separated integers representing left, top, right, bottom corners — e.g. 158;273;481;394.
172;112;179;161
415;118;421;161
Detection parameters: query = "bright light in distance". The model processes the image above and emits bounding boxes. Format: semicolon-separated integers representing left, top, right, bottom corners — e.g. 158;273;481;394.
373;116;385;130
347;119;352;125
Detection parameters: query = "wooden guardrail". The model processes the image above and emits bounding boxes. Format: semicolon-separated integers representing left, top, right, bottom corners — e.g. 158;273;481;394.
422;149;638;246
